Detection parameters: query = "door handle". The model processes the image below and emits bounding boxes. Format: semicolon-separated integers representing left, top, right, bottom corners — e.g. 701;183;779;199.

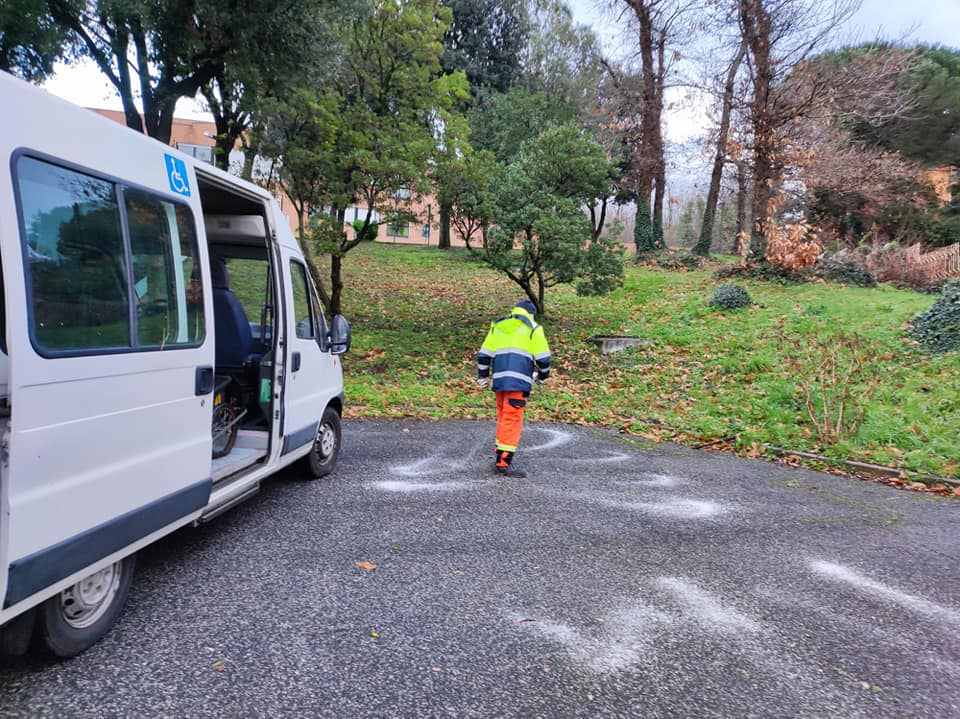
291;351;301;372
195;365;214;395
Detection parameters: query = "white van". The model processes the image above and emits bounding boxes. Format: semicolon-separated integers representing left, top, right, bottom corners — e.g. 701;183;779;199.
0;72;350;657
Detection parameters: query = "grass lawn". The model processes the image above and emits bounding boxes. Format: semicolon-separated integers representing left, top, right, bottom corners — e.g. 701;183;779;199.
339;242;959;480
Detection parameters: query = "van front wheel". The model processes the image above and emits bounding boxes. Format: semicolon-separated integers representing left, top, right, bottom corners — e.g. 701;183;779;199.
38;554;136;657
301;406;341;479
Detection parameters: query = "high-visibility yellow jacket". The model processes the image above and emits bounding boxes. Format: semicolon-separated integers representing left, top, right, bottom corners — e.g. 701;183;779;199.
477;306;551;393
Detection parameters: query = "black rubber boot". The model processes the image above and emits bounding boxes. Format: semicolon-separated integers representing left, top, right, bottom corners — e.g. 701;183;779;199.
495;464;527;478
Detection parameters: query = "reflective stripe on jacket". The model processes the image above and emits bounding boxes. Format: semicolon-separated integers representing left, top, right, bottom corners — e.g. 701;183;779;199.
476;306;551;393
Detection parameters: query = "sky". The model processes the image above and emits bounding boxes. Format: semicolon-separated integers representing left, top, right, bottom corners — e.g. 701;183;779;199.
568;0;960;138
562;0;960;196
40;0;960;152
569;0;960;51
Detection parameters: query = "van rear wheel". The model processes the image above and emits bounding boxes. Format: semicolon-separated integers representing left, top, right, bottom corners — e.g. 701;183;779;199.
38;554;135;657
301;406;341;479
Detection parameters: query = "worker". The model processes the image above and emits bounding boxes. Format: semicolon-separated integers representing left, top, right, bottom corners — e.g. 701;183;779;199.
476;298;551;477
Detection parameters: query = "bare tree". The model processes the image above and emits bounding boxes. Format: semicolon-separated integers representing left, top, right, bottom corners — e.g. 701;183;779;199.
614;0;692;258
785;46;923;244
694;36;748;256
736;0;860;262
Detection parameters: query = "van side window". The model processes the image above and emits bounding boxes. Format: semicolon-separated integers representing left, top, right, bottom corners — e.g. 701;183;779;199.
17;156;130;351
125;188;205;347
15;156;204;354
289;261;316;339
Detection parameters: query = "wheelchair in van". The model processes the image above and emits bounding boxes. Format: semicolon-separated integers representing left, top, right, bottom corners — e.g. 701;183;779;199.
210;257;266;459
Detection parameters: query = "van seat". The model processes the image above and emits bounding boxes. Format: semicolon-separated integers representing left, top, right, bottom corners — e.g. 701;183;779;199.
211;256;259;369
213;286;254;368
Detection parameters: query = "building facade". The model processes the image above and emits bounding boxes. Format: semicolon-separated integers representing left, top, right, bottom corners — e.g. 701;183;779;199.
89;108;478;248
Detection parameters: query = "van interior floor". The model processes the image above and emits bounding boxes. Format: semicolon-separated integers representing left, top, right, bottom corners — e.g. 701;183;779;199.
212;430;269;482
212;447;266;482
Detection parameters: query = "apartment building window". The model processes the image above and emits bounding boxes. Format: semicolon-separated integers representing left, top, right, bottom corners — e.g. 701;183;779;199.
176;143;214;165
387;220;409;238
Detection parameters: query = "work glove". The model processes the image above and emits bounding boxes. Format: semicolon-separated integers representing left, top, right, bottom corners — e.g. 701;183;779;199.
477;377;490;389
534;374;547;385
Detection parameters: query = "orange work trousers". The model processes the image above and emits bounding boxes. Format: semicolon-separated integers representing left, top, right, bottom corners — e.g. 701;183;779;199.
495;390;527;466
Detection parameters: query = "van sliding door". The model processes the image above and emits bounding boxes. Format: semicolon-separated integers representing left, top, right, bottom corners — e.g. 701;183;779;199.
4;155;215;611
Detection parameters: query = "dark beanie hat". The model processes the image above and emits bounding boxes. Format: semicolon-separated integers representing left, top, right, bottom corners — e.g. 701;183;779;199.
515;298;537;315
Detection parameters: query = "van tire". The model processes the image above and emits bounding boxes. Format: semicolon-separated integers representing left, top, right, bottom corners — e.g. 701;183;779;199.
38;554;136;658
301;406;341;479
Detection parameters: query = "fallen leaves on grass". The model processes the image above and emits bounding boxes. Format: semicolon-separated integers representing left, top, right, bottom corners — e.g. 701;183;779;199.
775;454;806;469
862;476;959;496
344;242;958;482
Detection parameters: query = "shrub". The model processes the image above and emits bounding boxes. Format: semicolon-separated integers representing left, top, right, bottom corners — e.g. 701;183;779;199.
576;235;626;296
811;258;877;287
908;279;960;353
709;284;752;311
714;264;807;285
780;333;881;446
716;257;878;288
352;219;378;241
766;222;822;271
639;251;704;271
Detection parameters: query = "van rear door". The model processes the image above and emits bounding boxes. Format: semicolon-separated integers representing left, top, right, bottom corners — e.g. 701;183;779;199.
3;153;215;612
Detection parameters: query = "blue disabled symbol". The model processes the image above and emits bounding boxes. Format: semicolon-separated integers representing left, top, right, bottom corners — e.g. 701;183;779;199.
165;153;191;197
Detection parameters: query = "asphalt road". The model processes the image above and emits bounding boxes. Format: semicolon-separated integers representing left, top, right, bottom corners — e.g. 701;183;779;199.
1;419;958;718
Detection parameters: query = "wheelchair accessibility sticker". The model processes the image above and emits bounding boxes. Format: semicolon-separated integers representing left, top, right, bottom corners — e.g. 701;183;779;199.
165;153;191;197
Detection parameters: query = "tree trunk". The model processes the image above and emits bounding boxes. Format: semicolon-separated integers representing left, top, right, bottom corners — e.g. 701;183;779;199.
329;253;344;316
695;39;747;257
327;207;351;316
654;167;666;249
293;199;333;312
132;19;212;144
203;76;248;172
652;31;667;248
112;29;143;134
634;181;657;257
740;0;775;265
241;135;258;181
438;199;452;249
47;3;143;133
154;101;177;146
625;0;663;255
589;198;608;242
735;159;748;256
748;152;774;264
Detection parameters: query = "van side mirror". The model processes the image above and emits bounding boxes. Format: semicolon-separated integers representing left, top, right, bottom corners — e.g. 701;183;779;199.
328;314;351;355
